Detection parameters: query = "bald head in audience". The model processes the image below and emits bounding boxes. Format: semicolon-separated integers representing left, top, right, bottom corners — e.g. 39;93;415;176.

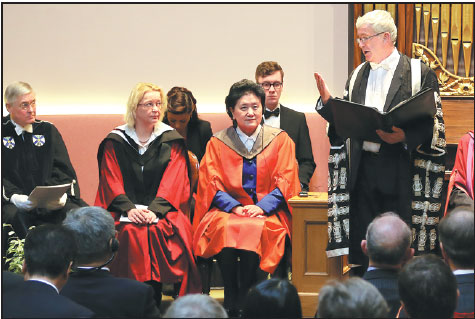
361;212;413;269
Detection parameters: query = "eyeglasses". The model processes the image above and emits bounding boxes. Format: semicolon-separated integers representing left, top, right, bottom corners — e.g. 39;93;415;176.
259;82;283;90
356;32;385;45
138;101;162;109
18;100;36;111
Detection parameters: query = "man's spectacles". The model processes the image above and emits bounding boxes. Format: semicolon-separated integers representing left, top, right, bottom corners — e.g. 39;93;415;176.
259;82;283;90
356;32;385;45
18;100;36;111
138;101;162;109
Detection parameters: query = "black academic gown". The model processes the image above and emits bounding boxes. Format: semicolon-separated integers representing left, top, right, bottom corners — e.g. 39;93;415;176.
317;53;446;262
1;116;87;239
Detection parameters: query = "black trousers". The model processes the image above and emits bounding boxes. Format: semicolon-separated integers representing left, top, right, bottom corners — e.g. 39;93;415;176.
216;248;260;314
349;151;411;274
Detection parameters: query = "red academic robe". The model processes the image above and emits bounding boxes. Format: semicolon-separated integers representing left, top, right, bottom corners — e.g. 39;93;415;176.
445;131;474;215
95;127;201;295
193;126;301;274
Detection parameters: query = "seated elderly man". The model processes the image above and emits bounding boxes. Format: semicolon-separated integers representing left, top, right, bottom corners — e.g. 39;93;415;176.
61;206;160;318
2;81;86;239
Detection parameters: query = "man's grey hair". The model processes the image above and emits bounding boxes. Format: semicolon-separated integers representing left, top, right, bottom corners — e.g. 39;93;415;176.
164;294;228;318
366;212;412;266
356;10;397;45
4;81;34;104
62;206;116;264
317;278;389;318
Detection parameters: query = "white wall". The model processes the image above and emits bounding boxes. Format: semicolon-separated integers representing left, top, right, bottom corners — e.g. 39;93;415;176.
2;3;348;115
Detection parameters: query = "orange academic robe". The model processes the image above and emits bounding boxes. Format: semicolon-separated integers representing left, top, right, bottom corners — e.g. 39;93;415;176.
193;126;301;274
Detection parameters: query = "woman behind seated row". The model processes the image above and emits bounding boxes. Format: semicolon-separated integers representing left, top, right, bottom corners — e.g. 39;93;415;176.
94;82;201;307
163;86;213;163
192;79;301;316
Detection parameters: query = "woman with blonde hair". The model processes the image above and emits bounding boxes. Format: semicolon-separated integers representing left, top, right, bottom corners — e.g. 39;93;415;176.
95;82;201;307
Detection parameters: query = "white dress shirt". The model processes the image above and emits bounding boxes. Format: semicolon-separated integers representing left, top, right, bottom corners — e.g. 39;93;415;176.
263;106;281;129
363;48;400;153
236;125;262;152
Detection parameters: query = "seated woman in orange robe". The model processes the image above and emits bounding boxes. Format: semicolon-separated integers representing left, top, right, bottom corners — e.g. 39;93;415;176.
193;79;300;316
95;82;201;307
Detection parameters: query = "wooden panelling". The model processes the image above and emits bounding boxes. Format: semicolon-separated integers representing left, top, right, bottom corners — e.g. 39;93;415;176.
442;98;474;145
290;193;349;317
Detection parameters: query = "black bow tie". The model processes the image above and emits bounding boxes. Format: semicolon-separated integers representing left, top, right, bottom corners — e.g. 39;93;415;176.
264;108;280;119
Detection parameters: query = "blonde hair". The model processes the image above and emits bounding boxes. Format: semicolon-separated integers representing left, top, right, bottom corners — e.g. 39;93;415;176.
124;82;167;128
4;81;34;104
356;10;397;45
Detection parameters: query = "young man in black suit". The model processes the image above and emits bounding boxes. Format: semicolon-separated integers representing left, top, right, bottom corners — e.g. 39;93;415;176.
361;212;414;317
255;61;316;191
2;224;94;318
439;207;474;317
61;206;161;318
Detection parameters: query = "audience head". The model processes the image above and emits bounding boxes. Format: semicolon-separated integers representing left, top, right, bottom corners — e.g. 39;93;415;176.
316;277;389;318
125;82;166;128
225;79;265;135
243;278;302;318
23;224;76;282
255;61;284;110
355;10;396;63
362;212;413;268
4;81;36;127
164;86;198;136
63;206;117;266
163;294;228;318
439;207;474;270
399;254;458;319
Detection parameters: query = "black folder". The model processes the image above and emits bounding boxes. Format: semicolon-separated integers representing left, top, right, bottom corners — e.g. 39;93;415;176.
329;88;436;143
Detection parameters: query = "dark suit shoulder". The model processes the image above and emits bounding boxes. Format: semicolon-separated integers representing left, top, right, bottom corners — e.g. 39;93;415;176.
280;105;306;119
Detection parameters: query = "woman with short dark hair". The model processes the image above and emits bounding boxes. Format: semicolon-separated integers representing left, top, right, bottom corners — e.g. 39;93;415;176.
193;79;300;316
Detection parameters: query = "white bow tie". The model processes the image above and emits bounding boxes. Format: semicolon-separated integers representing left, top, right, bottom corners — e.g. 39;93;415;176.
370;62;391;71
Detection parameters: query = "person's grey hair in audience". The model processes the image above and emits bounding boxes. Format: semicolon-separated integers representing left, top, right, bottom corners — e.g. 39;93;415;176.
62;206;116;265
439;207;474;269
364;212;413;266
243;278;302;318
399;254;458;319
163;294;228;318
316;277;389;318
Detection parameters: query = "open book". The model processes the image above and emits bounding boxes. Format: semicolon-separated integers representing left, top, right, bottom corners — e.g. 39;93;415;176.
329;88;436;143
119;204;159;223
28;183;71;209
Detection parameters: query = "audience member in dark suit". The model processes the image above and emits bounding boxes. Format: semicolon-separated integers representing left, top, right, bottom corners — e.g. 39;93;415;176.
439;207;474;317
61;206;160;318
2;224;94;318
2;270;24;291
243;278;302;318
255;61;316;191
163;294;228;318
398;254;458;319
316;277;389;318
361;212;414;317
